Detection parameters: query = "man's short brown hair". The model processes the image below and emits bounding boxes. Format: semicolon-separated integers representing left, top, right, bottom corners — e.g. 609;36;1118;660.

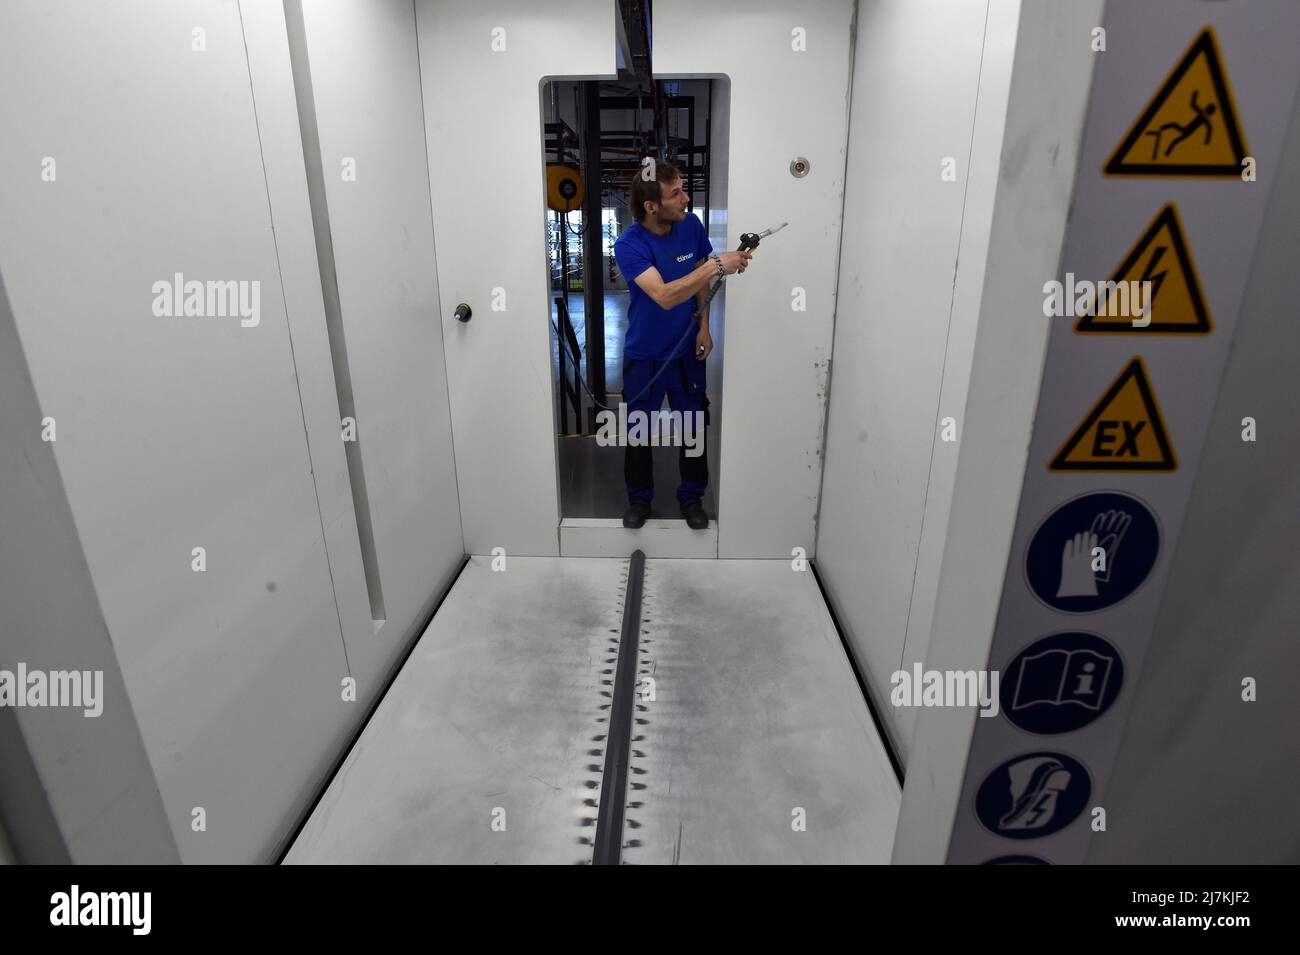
629;159;684;223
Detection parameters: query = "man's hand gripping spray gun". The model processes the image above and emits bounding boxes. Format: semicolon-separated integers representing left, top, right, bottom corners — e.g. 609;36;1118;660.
686;220;789;359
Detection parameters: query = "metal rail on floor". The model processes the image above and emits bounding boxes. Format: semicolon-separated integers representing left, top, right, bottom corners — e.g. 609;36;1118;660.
591;548;645;865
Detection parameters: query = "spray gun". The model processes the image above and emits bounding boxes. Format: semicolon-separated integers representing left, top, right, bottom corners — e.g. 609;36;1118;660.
740;221;790;251
691;221;789;334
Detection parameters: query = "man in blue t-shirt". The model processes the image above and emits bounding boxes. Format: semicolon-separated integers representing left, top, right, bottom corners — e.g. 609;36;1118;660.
612;162;751;530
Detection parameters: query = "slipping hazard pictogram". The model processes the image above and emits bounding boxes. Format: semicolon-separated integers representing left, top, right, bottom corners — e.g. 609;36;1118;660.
1049;357;1176;471
1076;204;1212;334
1104;27;1249;177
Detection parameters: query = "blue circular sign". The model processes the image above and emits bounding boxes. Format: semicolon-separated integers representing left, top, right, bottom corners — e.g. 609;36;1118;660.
1025;491;1159;613
975;752;1091;839
1001;631;1124;734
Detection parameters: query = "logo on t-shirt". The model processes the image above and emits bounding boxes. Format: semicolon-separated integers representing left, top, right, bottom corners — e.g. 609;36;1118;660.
675;252;695;263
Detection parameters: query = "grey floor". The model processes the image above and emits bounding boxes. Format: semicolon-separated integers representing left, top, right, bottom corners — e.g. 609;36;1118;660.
285;555;901;864
554;291;721;521
558;432;721;521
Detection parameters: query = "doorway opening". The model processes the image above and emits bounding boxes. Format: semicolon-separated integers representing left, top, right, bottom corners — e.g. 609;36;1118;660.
541;76;730;531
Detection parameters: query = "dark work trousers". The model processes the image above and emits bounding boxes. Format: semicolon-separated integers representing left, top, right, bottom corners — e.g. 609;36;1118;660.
623;353;710;504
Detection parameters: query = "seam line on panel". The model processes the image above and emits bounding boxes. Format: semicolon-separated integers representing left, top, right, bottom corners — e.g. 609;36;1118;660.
812;0;860;558
812;560;905;784
239;0;351;670
282;0;387;625
898;0;991;675
412;0;468;556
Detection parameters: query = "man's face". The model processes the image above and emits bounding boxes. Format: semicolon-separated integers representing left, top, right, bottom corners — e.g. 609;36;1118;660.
650;177;688;222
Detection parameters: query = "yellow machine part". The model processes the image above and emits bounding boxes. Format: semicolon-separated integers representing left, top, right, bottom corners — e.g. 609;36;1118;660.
547;164;585;212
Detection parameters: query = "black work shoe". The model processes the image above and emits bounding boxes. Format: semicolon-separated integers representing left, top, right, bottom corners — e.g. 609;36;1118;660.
679;498;709;530
623;499;651;529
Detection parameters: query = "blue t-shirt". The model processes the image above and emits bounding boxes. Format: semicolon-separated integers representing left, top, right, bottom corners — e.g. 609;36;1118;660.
614;214;714;360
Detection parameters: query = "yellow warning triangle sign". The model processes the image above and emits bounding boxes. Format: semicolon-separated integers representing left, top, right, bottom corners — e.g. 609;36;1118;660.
1076;204;1212;334
1049;357;1177;471
1104;27;1249;177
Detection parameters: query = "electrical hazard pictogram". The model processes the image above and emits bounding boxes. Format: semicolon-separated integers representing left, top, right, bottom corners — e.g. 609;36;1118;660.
1076;204;1212;334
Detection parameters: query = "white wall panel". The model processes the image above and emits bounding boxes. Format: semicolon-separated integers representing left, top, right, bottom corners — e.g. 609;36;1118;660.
242;2;376;688
295;0;465;687
655;0;854;558
416;0;617;555
0;0;356;863
892;0;1104;863
1;269;178;863
815;0;1021;762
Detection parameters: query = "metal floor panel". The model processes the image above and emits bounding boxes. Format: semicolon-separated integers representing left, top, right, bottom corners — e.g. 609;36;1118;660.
623;559;900;863
285;555;900;864
285;556;625;864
